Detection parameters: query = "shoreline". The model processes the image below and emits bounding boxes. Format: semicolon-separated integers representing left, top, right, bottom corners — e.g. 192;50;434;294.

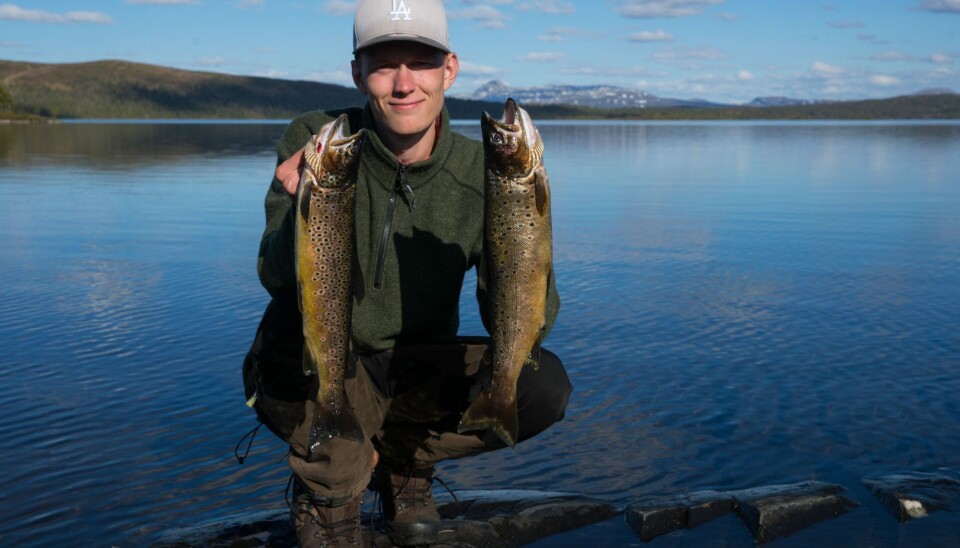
153;472;960;547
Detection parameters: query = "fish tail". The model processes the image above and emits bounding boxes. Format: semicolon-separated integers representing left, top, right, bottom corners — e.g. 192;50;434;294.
457;391;519;448
306;393;365;461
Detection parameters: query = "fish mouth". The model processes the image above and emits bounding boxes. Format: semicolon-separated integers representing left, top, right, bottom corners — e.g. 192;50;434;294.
321;114;365;150
483;97;521;133
482;98;543;176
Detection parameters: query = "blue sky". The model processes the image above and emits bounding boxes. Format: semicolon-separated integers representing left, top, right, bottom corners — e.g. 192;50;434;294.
1;0;958;104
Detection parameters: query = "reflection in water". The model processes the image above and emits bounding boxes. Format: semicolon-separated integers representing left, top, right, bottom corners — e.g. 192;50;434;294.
1;121;960;545
0;121;286;168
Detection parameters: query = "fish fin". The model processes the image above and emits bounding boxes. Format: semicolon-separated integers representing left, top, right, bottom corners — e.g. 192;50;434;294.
524;342;542;371
297;176;312;223
457;391;519;448
294;179;310;317
300;349;313;377
534;168;550;217
306;391;365;461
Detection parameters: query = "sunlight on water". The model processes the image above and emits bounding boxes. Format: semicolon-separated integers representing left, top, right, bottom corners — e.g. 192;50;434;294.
1;121;959;545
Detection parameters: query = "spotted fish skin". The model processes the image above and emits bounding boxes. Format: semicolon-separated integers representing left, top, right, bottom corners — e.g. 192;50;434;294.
295;114;366;458
458;98;553;448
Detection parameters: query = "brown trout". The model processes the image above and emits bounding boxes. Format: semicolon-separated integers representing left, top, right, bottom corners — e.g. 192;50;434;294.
458;98;553;448
295;114;366;458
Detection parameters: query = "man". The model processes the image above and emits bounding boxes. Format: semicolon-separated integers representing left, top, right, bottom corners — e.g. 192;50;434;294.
242;0;572;545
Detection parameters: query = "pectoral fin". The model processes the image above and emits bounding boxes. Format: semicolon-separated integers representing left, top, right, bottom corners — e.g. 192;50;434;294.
534;168;550;216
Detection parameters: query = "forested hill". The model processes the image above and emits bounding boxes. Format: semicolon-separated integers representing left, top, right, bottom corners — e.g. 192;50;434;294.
1;59;958;120
0;59;501;120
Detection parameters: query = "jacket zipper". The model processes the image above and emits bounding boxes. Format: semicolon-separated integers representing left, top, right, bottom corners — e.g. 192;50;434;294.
374;163;416;289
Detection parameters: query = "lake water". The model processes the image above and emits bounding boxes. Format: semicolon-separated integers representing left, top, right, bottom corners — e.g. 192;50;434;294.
1;120;959;546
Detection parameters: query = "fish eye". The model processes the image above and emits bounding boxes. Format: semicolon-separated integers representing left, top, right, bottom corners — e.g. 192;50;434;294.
491;133;503;145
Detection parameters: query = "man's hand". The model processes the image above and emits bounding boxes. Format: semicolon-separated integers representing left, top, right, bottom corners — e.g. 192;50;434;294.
276;148;305;195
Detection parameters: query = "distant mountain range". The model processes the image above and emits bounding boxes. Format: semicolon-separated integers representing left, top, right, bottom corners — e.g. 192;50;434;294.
1;59;958;120
462;80;958;111
464;80;722;109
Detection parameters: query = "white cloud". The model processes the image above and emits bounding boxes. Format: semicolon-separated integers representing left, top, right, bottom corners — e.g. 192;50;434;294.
872;51;909;61
737;70;754;81
197;56;228;67
916;0;960;14
65;10;114;23
615;0;724;19
857;33;890;44
302;69;354;86
448;5;509;29
518;52;566;62
538;27;604;42
930;52;954;64
718;12;739;21
253;68;289;79
560;65;660;78
459;60;500;76
518;0;575;13
828;21;864;29
627;29;674;42
0;4;114;23
125;0;198;4
869;75;899;86
651;47;725;60
323;0;356;16
810;61;846;78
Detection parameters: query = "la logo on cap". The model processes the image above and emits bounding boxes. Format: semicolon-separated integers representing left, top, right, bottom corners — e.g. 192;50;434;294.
390;0;412;21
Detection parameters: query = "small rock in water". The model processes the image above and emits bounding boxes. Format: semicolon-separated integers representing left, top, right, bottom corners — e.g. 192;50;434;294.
729;481;858;543
862;472;960;522
624;497;688;541
685;490;736;528
624;491;735;541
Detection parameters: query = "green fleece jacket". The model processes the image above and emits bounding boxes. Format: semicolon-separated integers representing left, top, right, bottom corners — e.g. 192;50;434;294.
257;104;560;353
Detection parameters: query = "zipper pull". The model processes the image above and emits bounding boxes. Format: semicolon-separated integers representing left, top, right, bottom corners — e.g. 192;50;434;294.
395;163;416;212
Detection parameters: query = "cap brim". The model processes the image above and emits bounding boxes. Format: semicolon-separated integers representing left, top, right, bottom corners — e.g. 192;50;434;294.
354;34;450;54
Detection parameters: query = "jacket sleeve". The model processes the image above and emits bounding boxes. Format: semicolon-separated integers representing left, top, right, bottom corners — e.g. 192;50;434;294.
257;117;319;297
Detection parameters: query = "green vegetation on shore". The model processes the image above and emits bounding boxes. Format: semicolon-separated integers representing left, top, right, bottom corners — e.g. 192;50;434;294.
2;59;958;121
0;79;48;121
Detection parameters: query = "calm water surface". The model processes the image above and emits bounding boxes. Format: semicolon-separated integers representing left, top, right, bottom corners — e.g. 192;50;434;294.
1;120;958;546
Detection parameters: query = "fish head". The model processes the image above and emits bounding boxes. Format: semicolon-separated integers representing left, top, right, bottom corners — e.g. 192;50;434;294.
306;114;366;188
481;98;544;178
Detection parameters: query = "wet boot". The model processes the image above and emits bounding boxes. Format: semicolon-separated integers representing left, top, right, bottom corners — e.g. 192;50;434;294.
375;464;441;546
291;476;363;547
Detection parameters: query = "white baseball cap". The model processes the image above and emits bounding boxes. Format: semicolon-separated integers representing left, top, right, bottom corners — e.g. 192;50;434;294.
353;0;451;54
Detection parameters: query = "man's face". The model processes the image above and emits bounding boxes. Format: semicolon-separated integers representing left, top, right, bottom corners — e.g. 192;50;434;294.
352;41;459;141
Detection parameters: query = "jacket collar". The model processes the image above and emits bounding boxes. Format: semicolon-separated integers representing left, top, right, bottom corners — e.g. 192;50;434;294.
361;103;453;191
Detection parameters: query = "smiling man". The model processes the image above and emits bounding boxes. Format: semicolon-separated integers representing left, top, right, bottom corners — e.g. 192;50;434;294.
243;0;571;545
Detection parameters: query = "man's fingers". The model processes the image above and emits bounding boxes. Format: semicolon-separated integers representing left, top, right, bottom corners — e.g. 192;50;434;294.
276;148;305;195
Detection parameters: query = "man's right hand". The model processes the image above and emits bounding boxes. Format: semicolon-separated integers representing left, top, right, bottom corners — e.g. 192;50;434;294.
276;148;305;195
